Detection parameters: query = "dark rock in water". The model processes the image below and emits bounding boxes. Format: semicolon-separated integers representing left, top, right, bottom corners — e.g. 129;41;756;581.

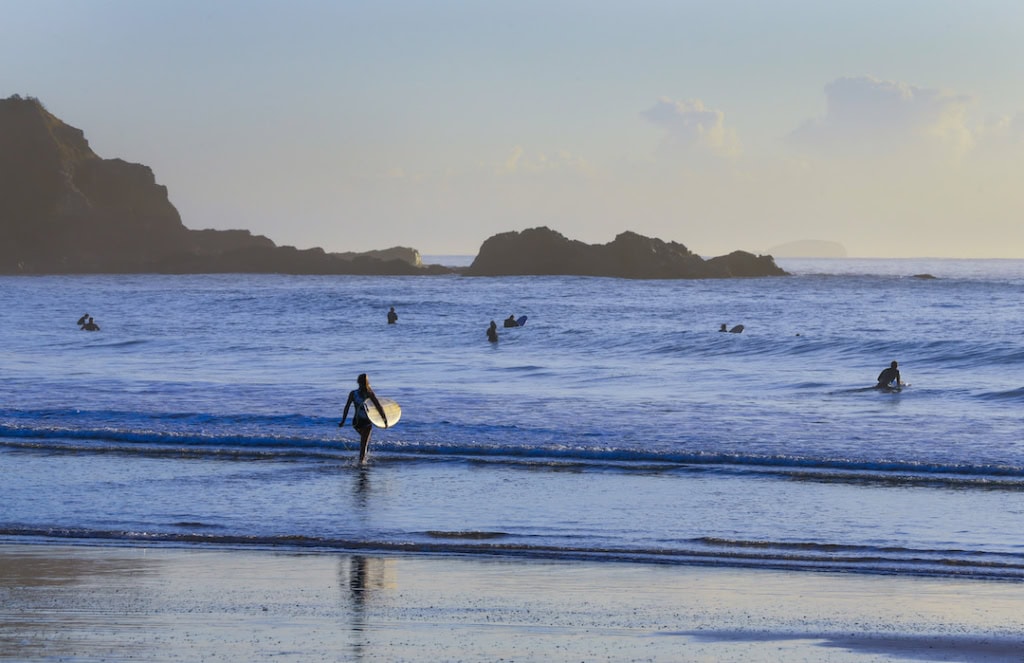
0;95;448;275
465;227;787;279
912;273;938;280
333;246;422;266
705;251;787;278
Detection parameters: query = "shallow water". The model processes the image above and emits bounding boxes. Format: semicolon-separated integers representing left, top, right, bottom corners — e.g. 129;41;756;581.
2;258;1023;578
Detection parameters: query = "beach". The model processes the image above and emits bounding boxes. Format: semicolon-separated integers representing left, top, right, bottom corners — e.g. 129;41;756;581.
2;543;1022;662
4;267;1024;660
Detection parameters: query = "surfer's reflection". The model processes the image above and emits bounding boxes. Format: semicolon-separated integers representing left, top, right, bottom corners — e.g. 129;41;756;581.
339;555;393;660
349;555;369;620
352;465;371;508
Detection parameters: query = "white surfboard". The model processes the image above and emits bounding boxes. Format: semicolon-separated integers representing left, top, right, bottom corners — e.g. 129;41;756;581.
364;397;401;429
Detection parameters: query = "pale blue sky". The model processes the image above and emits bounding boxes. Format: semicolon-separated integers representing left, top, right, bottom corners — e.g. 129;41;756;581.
4;0;1023;256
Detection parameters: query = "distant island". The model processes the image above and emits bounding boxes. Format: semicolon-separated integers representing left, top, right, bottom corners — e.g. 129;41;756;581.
467;227;787;278
0;95;786;279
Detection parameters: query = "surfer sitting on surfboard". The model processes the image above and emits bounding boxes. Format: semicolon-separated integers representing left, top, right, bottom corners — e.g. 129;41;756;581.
339;373;387;464
875;361;902;390
503;315;519;328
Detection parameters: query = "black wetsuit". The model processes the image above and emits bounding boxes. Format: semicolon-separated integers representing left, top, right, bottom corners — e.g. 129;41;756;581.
876;367;900;388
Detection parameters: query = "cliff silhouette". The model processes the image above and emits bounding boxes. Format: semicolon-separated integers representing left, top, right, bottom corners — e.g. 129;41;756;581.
0;95;439;274
2;96;786;279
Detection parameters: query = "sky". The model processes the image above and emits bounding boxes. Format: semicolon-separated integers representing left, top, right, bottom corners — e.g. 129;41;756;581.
3;0;1023;258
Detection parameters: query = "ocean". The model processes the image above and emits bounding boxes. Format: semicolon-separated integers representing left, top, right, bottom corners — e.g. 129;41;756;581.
2;258;1023;580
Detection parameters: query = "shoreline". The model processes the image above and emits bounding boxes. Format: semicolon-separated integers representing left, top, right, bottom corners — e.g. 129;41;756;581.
2;542;1022;662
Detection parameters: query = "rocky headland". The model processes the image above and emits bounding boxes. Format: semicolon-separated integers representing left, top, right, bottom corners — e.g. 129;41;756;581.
1;95;786;279
0;95;441;275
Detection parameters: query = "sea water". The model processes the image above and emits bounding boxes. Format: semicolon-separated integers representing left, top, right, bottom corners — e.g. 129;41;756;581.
2;258;1023;579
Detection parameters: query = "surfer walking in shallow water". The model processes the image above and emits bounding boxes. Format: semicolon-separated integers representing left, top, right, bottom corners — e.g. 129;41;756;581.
339;373;387;464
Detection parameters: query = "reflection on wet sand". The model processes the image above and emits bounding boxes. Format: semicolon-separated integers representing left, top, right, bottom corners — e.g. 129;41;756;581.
339;554;395;660
3;543;1021;662
0;547;161;660
0;549;158;588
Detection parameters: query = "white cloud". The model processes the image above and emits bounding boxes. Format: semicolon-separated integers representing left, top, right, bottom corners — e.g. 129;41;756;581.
502;146;525;174
496;146;594;176
642;97;741;159
974;111;1024;153
788;75;975;159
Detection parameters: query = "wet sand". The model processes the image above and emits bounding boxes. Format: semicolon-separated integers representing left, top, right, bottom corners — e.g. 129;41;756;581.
1;543;1022;662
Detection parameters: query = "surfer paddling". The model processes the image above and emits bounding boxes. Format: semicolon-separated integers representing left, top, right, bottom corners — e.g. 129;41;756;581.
339;373;388;464
875;360;902;391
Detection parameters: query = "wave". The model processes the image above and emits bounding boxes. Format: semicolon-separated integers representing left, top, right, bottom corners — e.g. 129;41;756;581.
4;527;1022;581
0;407;324;429
639;333;1024;369
4;421;1024;488
976;386;1024;403
0;422;345;459
82;338;151;349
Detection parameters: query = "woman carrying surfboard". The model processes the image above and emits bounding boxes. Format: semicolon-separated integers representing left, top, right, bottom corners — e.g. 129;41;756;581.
339;373;388;464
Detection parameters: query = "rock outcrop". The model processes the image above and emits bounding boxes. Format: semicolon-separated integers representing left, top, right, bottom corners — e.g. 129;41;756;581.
1;96;786;279
465;227;787;278
0;95;443;275
332;246;422;267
